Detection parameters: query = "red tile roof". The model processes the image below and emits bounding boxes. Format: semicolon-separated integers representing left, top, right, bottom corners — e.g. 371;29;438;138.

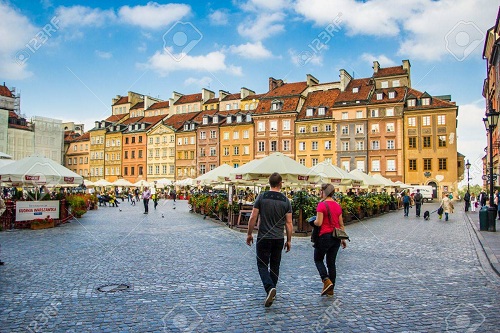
253;82;308;115
8;123;32;131
297;89;341;120
241;93;264;101
113;96;128;105
105;114;128;122
221;93;240;101
121;116;143;125
374;66;408;78
0;85;13;97
203;98;219;105
164;112;200;130
335;78;373;104
148;101;170;109
174;93;203;105
369;87;407;104
130;102;144;110
261;82;308;99
405;88;456;109
68;132;90;143
191;109;219;124
8;111;19;119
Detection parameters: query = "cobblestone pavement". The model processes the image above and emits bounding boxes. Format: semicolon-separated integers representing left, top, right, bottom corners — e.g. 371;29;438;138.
0;199;499;333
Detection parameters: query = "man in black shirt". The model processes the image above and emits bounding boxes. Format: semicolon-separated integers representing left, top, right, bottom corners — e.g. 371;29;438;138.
247;172;293;307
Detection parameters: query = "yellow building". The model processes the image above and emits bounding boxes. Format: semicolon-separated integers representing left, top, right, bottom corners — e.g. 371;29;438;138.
146;119;176;182
295;89;340;167
175;112;201;180
403;88;461;197
218;111;253;168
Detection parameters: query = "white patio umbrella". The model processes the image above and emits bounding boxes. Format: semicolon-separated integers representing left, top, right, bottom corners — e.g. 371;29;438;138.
155;178;173;186
0;159;14;169
177;178;193;186
310;161;361;186
113;178;133;187
229;152;320;184
0;154;83;186
371;174;398;187
395;181;412;189
195;164;235;185
94;179;112;187
84;179;95;187
0;152;12;159
349;170;384;187
133;180;150;187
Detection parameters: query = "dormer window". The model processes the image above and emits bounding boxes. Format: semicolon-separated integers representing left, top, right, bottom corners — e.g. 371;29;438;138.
376;93;383;100
352;87;359;93
226;104;230;110
421;97;431;106
129;125;133;131
213;116;218;123
388;91;395;99
246;114;252;122
184;124;189;130
237;115;242;123
271;100;282;111
203;117;208;125
407;99;416;107
306;108;313;117
318;107;326;115
190;123;195;130
381;81;388;88
226;116;232;124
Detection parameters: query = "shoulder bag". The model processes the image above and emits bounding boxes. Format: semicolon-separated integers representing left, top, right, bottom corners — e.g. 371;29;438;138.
323;201;350;241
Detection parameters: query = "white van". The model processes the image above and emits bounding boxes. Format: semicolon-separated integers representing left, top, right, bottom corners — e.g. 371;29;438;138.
408;186;434;202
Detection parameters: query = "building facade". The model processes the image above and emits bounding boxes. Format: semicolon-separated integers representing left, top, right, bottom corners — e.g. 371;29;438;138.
146;119;176;182
65;132;90;178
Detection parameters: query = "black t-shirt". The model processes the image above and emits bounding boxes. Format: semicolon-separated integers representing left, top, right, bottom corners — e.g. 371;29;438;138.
254;191;292;239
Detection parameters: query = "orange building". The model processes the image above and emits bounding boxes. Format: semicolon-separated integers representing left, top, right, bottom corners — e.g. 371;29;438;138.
64;132;90;179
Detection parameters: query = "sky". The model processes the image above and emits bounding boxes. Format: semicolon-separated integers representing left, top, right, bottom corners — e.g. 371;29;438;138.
0;0;498;186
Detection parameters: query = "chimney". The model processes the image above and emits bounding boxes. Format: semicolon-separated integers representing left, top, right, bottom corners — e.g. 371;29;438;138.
95;121;99;129
144;96;148;110
219;90;229;101
268;77;284;91
306;74;319;87
402;59;411;87
373;61;380;74
112;95;121;105
202;88;214;103
171;91;183;103
240;87;255;99
339;69;353;92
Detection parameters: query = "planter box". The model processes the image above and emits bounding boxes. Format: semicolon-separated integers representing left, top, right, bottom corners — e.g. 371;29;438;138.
31;220;55;230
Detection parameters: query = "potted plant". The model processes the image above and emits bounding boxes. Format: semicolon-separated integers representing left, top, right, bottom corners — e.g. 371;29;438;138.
66;195;88;218
31;216;55;230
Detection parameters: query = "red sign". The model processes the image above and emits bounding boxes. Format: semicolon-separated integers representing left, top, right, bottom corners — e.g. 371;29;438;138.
64;177;75;183
297;175;309;181
235;175;242;179
330;178;341;184
25;175;40;181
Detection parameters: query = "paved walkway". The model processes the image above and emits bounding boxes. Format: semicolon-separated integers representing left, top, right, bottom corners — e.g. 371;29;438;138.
0;198;499;332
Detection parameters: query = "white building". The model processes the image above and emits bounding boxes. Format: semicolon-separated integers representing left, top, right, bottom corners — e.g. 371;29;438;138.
32;116;64;163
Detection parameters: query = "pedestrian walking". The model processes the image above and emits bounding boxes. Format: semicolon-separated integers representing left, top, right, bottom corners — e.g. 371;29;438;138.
142;187;151;214
0;195;6;265
135;188;140;202
402;190;410;217
464;190;471;212
171;190;176;202
246;172;293;307
414;189;423;217
313;183;347;297
479;191;487;207
440;192;454;221
470;193;477;212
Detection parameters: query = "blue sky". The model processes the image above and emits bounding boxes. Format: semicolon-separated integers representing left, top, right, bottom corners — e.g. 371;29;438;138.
0;0;498;185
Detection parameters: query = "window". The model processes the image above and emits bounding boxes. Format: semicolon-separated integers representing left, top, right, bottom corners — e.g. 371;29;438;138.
283;120;290;130
388;91;395;99
423;116;430;126
73;145;77;151
234;146;240;155
409;137;417;148
283;140;290;151
342;141;349;151
149;137;153;144
312;126;318;133
270;141;277;151
170;165;175;174
223;132;229;140
238;115;243;123
371;109;379;117
371;124;379;133
200;131;206;139
318;107;325;115
125;137;129;144
392;80;400;87
243;130;249;139
342;161;350;171
437;115;446;125
387;160;396;171
356;141;364;150
243;145;250;155
423;136;431;148
213;115;218;123
68;158;72;165
438;135;447;147
200;165;206;175
325;124;332;132
125;151;128;159
124;167;128;175
233;131;239;139
200;148;206;157
325;140;331;150
423;158;432;171
190;137;195;144
131;167;135;175
131;137;136;144
438;158;447;170
210;130;216;139
312;141;318;150
386;108;394;116
163;165;167;174
356;111;363;119
138;150;143;158
258;122;265;132
223;147;229;156
131;151;135;159
299;142;306;151
270;120;278;131
371;160;380;172
422;98;430;106
306;108;313;116
371;140;379;150
408;117;416;127
376;93;383;100
258;141;265;152
387;140;395;149
203;117;208;124
234;163;239;168
386;123;395;132
312;158;318;166
138;136;142;143
341;125;348;135
352;87;359;93
210;147;216;156
356;161;365;172
272;101;282;110
355;125;363;134
226;116;232;124
409;159;417;171
342;112;348;120
381;81;388;88
299;159;306;166
407;99;416;107
299;126;306;133
148;166;153;174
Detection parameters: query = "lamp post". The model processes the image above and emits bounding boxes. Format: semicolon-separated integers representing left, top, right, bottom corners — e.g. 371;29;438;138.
483;108;499;232
465;159;471;192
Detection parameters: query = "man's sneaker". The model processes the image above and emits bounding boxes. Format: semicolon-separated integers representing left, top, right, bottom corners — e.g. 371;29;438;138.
321;278;334;296
325;288;334;297
265;288;276;307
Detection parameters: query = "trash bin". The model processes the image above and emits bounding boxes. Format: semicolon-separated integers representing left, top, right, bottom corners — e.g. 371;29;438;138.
479;206;489;231
487;206;497;232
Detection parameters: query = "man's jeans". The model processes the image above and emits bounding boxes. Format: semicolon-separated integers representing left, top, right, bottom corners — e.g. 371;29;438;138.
404;203;410;216
256;238;284;293
415;203;422;217
143;199;149;213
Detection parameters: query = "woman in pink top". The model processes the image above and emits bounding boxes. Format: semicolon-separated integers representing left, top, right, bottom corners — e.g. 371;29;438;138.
313;183;347;297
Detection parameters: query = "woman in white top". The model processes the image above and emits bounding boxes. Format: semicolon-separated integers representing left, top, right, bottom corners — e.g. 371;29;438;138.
470;193;477;212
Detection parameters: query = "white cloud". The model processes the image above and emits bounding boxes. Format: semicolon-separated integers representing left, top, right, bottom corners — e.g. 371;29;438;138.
118;2;191;29
240;0;290;12
143;50;242;76
95;50;112;59
229;41;273;59
360;53;397;67
184;76;213;87
289;49;323;67
0;2;38;79
294;0;497;61
238;12;285;41
55;5;116;28
209;9;229;26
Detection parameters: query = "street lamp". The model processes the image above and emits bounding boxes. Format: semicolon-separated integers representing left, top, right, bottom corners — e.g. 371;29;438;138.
465;159;471;192
483;107;499;232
